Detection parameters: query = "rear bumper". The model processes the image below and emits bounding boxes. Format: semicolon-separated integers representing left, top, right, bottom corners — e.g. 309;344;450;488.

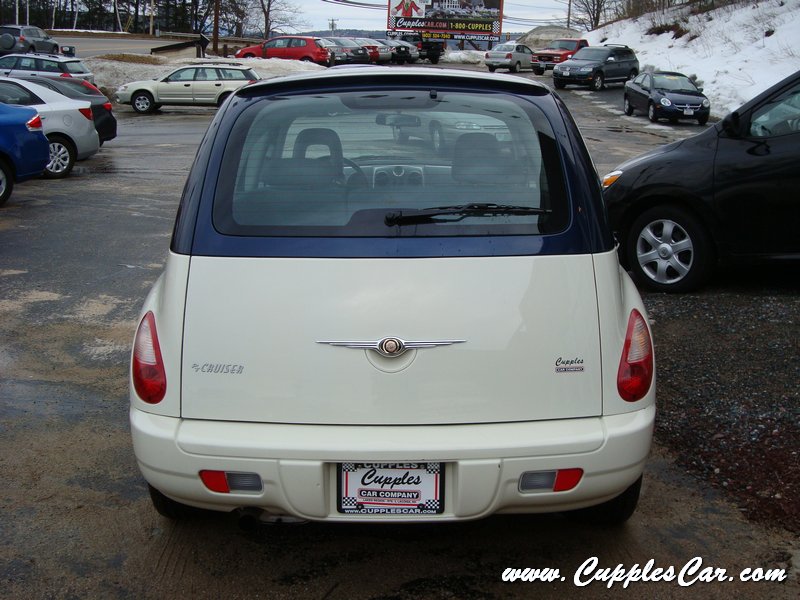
131;405;655;522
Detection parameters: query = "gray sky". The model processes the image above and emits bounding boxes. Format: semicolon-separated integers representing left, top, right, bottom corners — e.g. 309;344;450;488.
285;1;568;33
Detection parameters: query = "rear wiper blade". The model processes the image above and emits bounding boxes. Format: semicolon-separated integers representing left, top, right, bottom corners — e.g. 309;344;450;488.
385;203;550;226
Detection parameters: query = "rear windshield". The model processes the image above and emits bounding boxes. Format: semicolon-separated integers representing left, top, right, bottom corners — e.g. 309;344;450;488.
213;88;569;238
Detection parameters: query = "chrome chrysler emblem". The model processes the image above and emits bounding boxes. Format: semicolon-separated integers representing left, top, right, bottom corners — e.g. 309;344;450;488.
317;337;465;358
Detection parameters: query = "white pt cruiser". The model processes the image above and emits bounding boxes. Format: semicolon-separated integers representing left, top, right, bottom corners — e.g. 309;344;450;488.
130;67;655;527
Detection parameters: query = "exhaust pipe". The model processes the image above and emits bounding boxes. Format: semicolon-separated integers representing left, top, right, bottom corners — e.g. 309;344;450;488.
237;508;263;531
237;508;309;530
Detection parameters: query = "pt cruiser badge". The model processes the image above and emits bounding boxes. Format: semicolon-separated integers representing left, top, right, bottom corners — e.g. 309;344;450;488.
317;337;465;358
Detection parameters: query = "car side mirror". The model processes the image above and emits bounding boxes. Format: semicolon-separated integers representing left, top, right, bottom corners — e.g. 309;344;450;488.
697;87;703;93
607;57;616;62
721;111;741;137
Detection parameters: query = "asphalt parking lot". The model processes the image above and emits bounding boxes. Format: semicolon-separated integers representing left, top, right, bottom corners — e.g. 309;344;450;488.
1;70;798;599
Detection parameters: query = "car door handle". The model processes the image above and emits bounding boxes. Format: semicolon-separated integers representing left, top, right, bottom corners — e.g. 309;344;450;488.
214;83;221;87
184;84;190;87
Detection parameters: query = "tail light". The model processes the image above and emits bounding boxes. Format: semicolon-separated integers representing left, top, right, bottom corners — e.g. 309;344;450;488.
484;52;490;58
519;468;583;492
416;42;422;49
505;53;512;59
26;115;43;131
132;311;167;404
78;107;93;120
59;72;74;78
103;101;113;112
19;34;26;42
617;309;654;402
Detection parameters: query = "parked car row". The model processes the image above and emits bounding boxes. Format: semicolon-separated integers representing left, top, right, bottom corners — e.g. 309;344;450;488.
0;69;117;205
233;35;422;66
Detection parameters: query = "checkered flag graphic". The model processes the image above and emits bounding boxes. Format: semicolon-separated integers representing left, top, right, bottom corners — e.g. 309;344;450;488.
423;499;440;510
389;16;397;29
425;464;440;474
341;496;358;508
341;463;356;472
492;21;500;34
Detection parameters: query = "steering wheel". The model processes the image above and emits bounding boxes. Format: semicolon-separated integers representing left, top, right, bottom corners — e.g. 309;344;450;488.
344;157;369;188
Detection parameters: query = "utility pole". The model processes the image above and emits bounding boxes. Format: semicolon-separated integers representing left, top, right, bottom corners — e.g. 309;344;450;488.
328;19;337;35
213;0;220;55
567;0;572;29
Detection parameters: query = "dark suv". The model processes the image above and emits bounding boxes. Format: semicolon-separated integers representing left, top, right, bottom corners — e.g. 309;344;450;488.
0;25;59;55
552;44;639;91
393;33;445;64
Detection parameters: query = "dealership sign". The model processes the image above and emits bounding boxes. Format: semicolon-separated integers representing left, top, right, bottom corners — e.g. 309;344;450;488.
387;0;503;42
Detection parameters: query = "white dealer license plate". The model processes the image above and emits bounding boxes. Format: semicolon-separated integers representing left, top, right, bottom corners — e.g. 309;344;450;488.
683;108;695;115
337;462;444;515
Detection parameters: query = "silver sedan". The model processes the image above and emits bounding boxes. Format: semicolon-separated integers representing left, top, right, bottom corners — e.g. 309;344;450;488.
484;42;535;73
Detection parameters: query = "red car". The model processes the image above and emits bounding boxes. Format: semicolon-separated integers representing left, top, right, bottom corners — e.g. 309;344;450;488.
234;36;333;66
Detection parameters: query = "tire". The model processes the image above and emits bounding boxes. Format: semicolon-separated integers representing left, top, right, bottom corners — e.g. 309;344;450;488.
566;476;642;526
591;71;605;91
300;57;312;62
131;91;155;114
648;102;658;122
0;158;13;206
487;66;496;73
52;44;60;54
27;45;36;53
242;53;255;58
623;95;634;116
430;123;445;155
148;485;194;520
553;80;566;89
44;134;75;179
628;69;638;80
429;55;439;65
625;205;715;293
698;115;709;126
510;61;519;73
533;67;544;75
0;33;15;51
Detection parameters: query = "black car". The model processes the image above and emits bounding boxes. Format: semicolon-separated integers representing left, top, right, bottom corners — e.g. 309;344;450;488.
325;38;371;64
0;24;59;55
624;71;711;125
16;76;116;144
603;69;800;292
552;44;639;91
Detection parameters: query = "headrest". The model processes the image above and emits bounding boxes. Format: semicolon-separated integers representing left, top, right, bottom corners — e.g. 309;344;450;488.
452;132;524;184
292;128;344;169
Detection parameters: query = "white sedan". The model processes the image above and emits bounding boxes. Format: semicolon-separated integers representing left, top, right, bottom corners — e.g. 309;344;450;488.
0;76;99;178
